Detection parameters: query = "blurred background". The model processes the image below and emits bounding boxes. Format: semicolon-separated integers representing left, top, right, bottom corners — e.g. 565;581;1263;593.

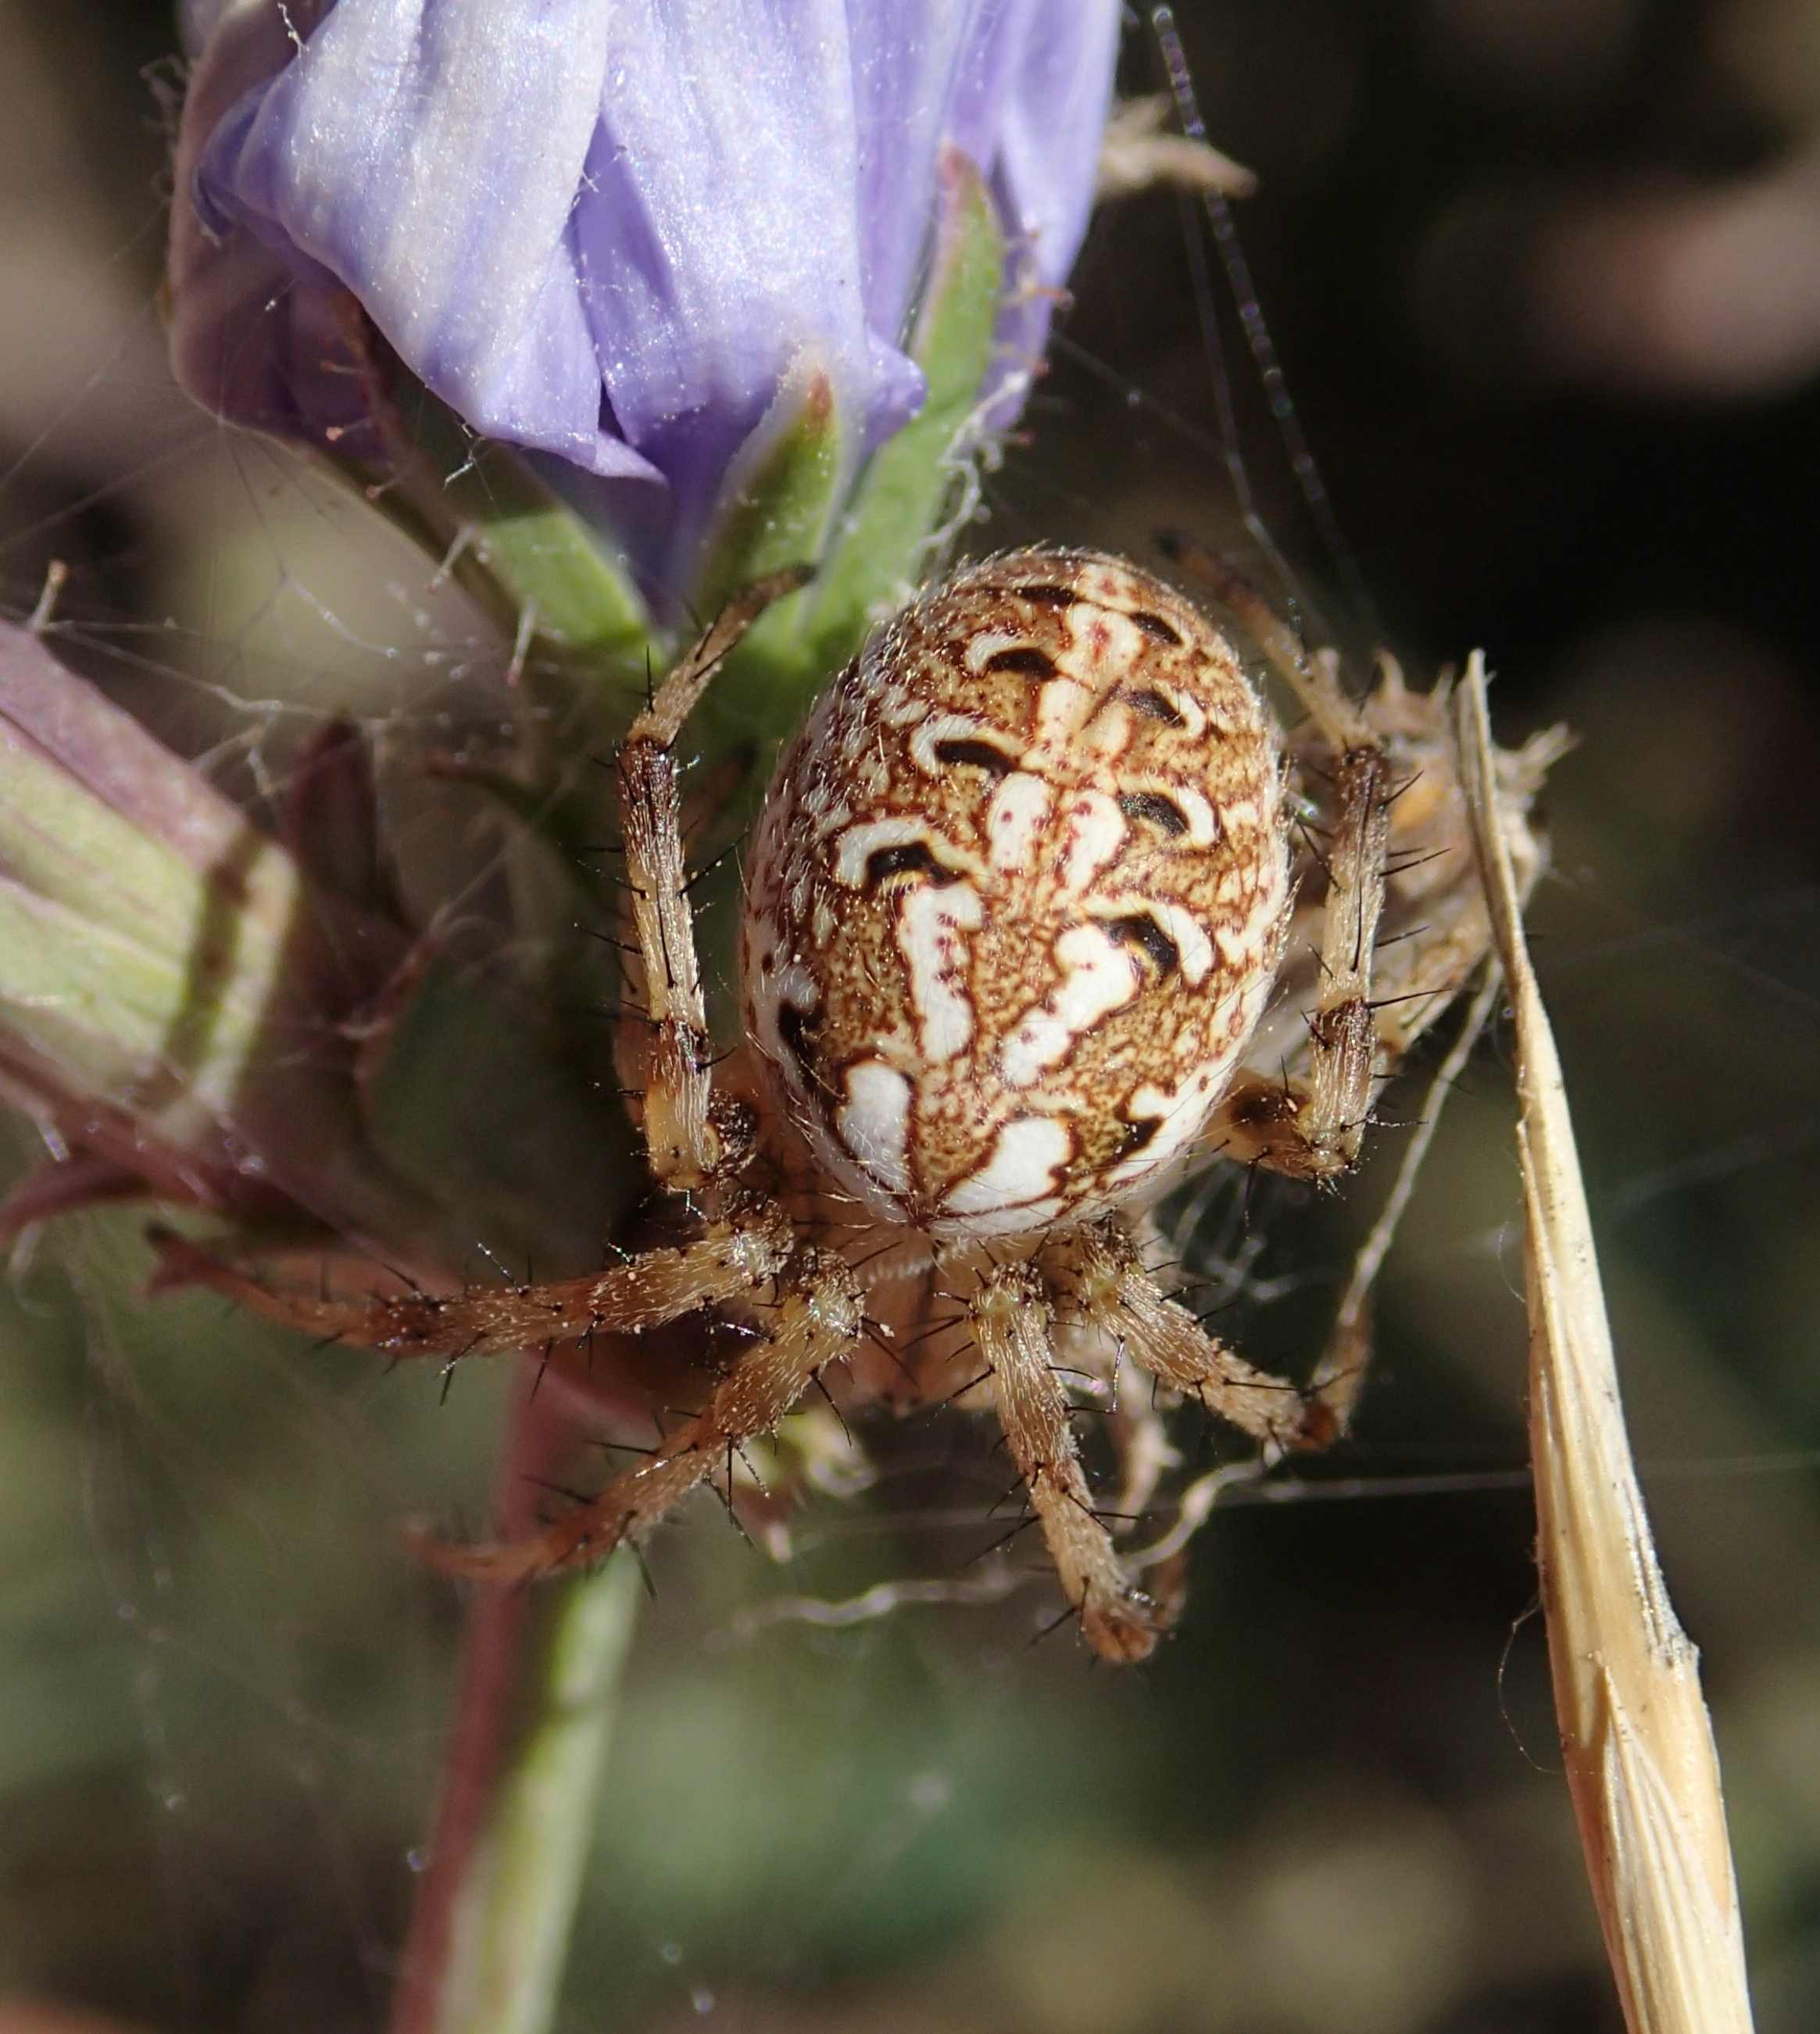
2;2;1818;2030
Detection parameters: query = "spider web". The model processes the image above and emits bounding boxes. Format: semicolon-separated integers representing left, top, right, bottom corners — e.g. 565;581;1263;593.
3;7;1820;2034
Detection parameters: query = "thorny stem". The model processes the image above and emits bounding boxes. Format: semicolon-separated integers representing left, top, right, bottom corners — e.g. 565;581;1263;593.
390;1372;640;2034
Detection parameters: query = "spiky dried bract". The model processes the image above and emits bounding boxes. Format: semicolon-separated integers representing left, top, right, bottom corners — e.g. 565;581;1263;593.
743;550;1289;1239
1457;663;1754;2034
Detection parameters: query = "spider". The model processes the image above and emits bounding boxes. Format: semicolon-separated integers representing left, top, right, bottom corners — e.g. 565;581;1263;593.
155;545;1558;1663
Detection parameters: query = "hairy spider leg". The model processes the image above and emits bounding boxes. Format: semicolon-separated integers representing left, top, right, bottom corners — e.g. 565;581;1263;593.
412;1247;864;1584
1049;1217;1336;1452
971;1259;1166;1664
1212;734;1393;1183
148;1210;792;1362
616;566;811;1191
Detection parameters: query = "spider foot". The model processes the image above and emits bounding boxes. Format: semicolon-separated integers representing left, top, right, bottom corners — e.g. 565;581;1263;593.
1081;1578;1168;1664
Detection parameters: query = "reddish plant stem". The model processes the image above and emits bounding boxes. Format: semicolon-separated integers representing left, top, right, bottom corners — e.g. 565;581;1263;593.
388;1371;563;2034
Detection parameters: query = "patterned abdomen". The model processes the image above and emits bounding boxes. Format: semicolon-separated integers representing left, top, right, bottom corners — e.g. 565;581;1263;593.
740;549;1289;1239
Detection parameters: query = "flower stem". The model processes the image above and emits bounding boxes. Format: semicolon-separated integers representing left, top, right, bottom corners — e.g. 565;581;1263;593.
391;1375;640;2034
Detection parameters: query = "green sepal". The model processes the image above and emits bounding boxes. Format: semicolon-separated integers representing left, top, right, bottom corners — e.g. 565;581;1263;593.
678;159;1007;768
695;361;844;618
686;362;845;755
0;647;352;1137
0;640;448;1249
0;635;628;1264
803;150;1005;672
316;321;653;711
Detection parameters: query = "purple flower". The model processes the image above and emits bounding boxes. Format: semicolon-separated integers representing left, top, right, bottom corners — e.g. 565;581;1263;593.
171;1;1121;599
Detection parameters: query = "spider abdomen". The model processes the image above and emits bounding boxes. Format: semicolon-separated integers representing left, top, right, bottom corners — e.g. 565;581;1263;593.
741;549;1289;1238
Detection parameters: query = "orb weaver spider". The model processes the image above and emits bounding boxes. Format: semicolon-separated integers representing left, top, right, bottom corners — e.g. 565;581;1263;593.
156;545;1558;1662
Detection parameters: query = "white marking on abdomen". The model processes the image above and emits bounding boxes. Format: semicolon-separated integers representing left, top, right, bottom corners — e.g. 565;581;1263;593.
1147;682;1205;738
899;880;984;1063
835;1060;914;1195
986;771;1053;870
881;687;931;727
833;818;982;888
1066;606;1145;676
1033;674;1096;749
941;1114;1072;1217
1132;777;1219;845
752;959;819;1070
964;630;1029;672
1092;896;1215;987
1212;920;1270;972
930;1194;1065;1241
909;713;1019;777
1058;790;1125;896
1219;795;1266;832
1107;1071;1225;1189
999;924;1141;1088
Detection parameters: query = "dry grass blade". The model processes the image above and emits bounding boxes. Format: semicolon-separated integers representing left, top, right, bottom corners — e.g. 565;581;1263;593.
1454;659;1755;2034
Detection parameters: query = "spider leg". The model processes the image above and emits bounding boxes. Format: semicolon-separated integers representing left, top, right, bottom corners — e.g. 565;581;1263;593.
148;1202;793;1361
1307;666;1546;1067
971;1260;1164;1663
1212;735;1393;1183
413;1242;863;1584
1268;693;1563;1428
1053;1303;1178;1526
615;567;810;1192
1162;534;1371;750
1042;1216;1336;1632
1049;1218;1334;1453
1307;963;1502;1433
1237;659;1566;1121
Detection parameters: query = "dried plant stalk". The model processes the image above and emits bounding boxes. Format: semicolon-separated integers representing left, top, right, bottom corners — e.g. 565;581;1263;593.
1454;660;1755;2034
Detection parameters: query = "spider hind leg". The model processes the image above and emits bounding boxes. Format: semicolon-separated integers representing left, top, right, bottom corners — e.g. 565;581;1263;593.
971;1260;1165;1664
1049;1217;1336;1454
413;1242;864;1585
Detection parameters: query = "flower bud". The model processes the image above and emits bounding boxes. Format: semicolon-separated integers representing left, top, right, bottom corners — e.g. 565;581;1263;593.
0;624;619;1259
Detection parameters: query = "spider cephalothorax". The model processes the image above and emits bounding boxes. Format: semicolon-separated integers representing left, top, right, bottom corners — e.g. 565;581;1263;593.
159;546;1560;1663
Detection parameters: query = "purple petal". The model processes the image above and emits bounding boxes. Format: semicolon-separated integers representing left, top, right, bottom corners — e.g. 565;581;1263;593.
194;0;657;480
176;1;1122;590
963;0;1124;426
566;0;931;528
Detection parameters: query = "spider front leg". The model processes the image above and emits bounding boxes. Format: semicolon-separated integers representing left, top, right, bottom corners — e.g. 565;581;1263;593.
1299;702;1568;1429
1213;738;1393;1184
414;1244;864;1584
616;566;811;1191
971;1260;1164;1663
148;1203;793;1362
1164;536;1394;1183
